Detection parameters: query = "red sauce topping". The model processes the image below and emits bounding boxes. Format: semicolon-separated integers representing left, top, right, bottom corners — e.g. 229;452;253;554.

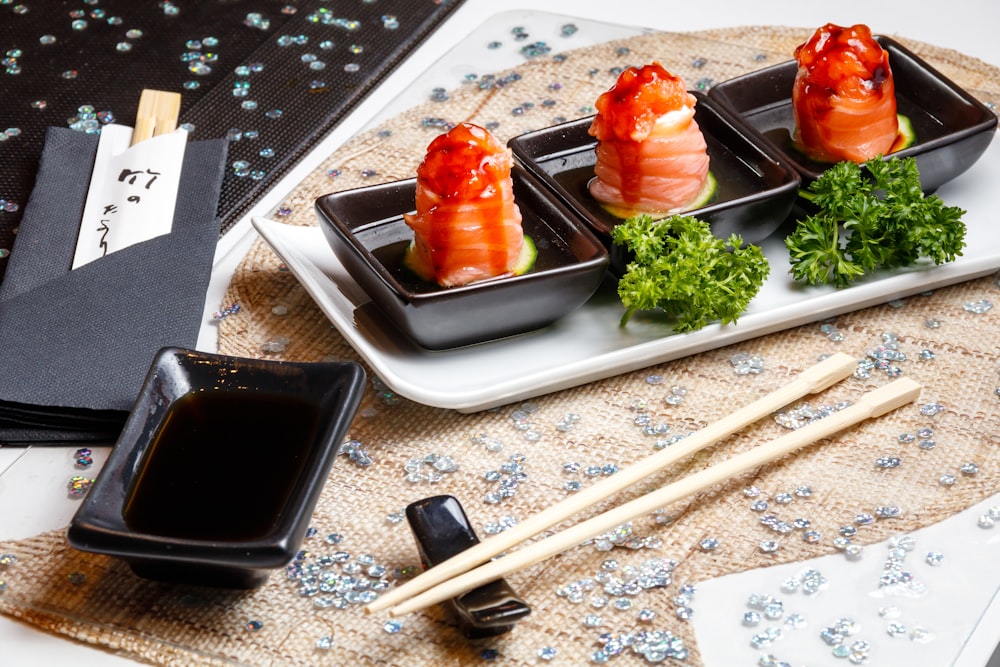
794;23;892;112
588;63;700;210
410;122;517;282
589;62;692;143
416;122;509;199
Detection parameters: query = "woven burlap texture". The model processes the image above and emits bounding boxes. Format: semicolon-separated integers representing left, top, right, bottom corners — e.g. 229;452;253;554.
1;26;998;667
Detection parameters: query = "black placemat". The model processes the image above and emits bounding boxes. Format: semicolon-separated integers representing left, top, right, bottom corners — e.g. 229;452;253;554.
0;0;463;285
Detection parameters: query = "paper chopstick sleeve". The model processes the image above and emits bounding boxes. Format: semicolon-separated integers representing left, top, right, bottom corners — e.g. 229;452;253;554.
0;127;228;439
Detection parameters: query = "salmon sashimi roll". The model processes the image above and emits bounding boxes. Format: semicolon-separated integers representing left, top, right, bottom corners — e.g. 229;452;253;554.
588;62;712;219
403;122;530;288
792;23;902;163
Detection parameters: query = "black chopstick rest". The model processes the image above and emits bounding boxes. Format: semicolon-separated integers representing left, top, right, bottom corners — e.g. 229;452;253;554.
405;495;531;637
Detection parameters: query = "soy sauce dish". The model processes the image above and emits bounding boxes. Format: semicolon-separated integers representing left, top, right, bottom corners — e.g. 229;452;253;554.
315;164;609;350
507;91;802;246
708;36;998;191
67;347;366;589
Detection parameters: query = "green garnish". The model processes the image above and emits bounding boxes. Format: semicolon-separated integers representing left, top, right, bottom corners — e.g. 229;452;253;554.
786;156;967;287
612;214;769;332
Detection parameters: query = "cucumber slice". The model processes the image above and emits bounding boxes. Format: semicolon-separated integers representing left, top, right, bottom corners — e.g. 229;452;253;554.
402;240;433;281
402;234;537;282
890;113;916;153
599;171;719;220
513;234;537;275
685;170;718;210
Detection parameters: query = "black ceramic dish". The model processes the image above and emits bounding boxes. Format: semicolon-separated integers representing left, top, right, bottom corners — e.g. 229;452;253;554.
507;91;802;247
315;164;610;350
406;495;531;638
67;347;366;589
707;36;998;192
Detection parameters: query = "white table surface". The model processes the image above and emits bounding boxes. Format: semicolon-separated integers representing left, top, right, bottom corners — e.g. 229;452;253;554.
2;1;998;664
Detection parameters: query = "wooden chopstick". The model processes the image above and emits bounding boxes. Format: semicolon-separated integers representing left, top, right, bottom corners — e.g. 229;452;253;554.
130;89;181;146
364;352;858;616
384;376;921;617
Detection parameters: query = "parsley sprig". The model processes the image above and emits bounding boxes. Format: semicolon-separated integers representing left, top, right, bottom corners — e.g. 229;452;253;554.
612;214;769;332
786;156;967;287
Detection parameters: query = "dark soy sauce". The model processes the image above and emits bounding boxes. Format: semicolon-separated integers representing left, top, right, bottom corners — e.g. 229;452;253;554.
123;391;320;541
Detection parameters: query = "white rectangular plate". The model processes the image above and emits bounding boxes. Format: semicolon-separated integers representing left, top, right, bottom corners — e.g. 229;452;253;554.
252;139;1000;412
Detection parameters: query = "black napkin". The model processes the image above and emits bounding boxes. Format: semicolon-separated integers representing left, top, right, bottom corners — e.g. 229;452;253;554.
0;127;227;443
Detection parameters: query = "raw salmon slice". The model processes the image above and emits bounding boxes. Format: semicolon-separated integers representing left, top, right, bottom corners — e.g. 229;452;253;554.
403;123;524;288
588;63;711;217
791;23;899;163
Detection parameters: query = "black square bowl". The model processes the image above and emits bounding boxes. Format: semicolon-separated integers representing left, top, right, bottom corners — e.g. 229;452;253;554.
314;164;610;350
708;36;998;192
507;91;802;247
67;347;366;589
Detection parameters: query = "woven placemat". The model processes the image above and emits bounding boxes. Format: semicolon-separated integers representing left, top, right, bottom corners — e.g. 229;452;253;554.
1;26;998;667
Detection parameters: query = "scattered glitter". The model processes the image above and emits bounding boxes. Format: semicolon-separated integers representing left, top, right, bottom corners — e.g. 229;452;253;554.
212;303;241;320
520;41;551;59
316;635;334;650
939;473;957;487
74;447;93;469
0;554;17;567
699;537;720;552
260;336;289;354
774;401;848;429
759;540;780;553
960;462;980;475
730;352;764;375
245;620;263;631
750;626;783;649
67;476;94;498
820;322;846;342
963;299;993;314
537;646;557;661
875;506;903;519
925;551;944;566
340;440;374;467
919;402;943;417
